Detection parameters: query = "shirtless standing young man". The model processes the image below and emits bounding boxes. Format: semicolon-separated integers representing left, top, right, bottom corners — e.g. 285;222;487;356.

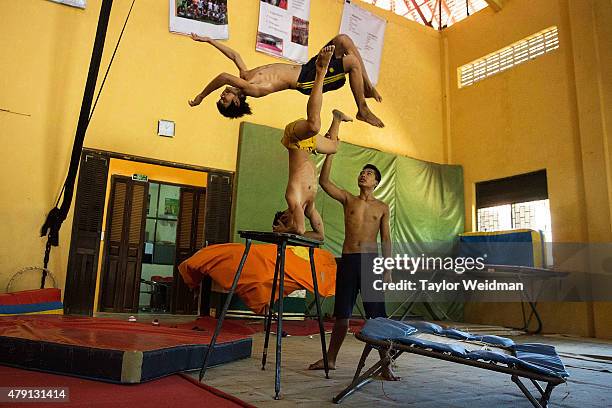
308;152;399;380
188;34;384;128
271;45;353;240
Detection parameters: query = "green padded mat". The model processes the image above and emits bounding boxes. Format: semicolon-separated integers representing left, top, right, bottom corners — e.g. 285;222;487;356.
232;122;465;319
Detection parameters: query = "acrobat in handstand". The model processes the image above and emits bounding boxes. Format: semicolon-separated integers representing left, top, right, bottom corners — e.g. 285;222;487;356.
271;45;353;240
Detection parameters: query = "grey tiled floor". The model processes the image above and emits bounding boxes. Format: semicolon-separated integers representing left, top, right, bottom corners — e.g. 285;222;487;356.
188;331;612;408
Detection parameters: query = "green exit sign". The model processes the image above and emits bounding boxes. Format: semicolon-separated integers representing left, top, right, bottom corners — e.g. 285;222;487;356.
132;174;148;182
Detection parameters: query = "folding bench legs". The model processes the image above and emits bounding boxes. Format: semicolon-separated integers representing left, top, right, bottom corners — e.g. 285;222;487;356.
333;345;403;404
511;375;557;408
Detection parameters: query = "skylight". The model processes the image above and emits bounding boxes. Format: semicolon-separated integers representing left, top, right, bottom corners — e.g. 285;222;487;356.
361;0;489;30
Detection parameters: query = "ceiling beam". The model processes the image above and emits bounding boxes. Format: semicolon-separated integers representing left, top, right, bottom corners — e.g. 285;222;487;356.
441;0;454;26
429;0;440;26
405;0;433;27
484;0;503;12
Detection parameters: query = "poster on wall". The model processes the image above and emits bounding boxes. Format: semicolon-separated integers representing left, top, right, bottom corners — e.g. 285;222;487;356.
169;0;229;39
339;0;386;86
48;0;86;9
256;0;311;64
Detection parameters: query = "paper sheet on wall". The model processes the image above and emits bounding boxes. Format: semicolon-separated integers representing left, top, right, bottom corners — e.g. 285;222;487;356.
256;0;311;64
169;0;229;39
339;0;386;86
48;0;86;9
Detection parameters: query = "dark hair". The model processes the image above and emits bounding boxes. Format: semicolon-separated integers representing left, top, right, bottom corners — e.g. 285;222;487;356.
216;95;252;119
363;164;382;184
273;210;285;228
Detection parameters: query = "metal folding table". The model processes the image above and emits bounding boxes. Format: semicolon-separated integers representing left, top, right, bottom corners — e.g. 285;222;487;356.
198;230;330;399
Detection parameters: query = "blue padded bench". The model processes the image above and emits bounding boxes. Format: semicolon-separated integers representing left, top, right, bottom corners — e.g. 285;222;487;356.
333;318;568;407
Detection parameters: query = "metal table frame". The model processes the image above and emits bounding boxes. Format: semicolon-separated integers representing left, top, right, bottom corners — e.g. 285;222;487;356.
198;230;330;399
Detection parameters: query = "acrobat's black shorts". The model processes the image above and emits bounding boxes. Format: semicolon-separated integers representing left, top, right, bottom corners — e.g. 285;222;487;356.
333;253;387;319
296;50;346;95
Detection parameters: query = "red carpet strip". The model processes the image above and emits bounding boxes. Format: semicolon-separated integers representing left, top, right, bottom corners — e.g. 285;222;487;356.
0;365;256;408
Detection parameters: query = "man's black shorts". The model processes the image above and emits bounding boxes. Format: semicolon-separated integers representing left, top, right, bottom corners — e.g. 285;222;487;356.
333;253;387;319
296;52;346;95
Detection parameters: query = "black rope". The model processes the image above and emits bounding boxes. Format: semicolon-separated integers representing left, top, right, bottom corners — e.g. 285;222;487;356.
40;0;135;289
89;0;136;124
50;0;136;213
50;0;136;211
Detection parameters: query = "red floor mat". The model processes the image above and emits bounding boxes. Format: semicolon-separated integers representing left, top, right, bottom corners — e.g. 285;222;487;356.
0;315;249;350
0;365;255;408
0;315;252;384
169;316;366;337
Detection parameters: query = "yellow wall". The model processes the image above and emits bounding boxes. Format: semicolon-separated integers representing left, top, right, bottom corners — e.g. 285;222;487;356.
91;158;207;312
0;1;443;298
444;0;612;338
589;0;612;341
2;0;610;338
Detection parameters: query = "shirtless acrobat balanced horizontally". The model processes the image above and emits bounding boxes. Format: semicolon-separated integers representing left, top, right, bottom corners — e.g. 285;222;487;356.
188;33;384;128
271;45;353;240
307;147;399;381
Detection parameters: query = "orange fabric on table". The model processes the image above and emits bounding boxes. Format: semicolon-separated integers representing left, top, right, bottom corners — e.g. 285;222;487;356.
178;243;337;314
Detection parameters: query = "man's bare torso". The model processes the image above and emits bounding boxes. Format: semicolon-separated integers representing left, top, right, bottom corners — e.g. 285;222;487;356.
242;63;301;95
286;149;317;209
342;195;386;254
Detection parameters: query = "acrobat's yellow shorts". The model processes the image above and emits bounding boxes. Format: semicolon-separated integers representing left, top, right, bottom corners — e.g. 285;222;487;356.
281;119;316;154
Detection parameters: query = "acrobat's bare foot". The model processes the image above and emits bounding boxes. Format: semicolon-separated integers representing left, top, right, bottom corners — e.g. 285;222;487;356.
356;106;384;128
379;364;400;381
316;45;335;71
332;109;353;123
188;94;204;107
365;86;383;103
308;358;336;370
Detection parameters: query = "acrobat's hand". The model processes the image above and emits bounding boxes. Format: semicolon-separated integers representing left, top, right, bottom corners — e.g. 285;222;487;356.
273;218;295;234
188;94;204;107
190;33;211;43
272;223;290;233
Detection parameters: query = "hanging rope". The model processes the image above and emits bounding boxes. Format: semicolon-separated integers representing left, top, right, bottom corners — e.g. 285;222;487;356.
89;0;136;124
47;0;136;220
40;0;136;289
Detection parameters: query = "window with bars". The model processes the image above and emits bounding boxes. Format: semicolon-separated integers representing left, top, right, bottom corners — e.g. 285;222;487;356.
475;170;552;239
477;199;552;239
476;199;553;266
458;26;559;88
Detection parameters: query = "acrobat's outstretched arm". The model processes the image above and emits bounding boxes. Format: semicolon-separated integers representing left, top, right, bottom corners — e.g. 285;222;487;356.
319;155;349;204
191;33;248;76
188;73;261;107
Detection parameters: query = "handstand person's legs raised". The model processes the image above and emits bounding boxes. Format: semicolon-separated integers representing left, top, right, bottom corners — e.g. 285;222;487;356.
291;45;335;141
315;109;352;154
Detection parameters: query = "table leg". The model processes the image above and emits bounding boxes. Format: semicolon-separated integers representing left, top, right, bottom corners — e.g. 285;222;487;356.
199;239;252;381
262;244;282;370
309;247;330;378
274;241;287;400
